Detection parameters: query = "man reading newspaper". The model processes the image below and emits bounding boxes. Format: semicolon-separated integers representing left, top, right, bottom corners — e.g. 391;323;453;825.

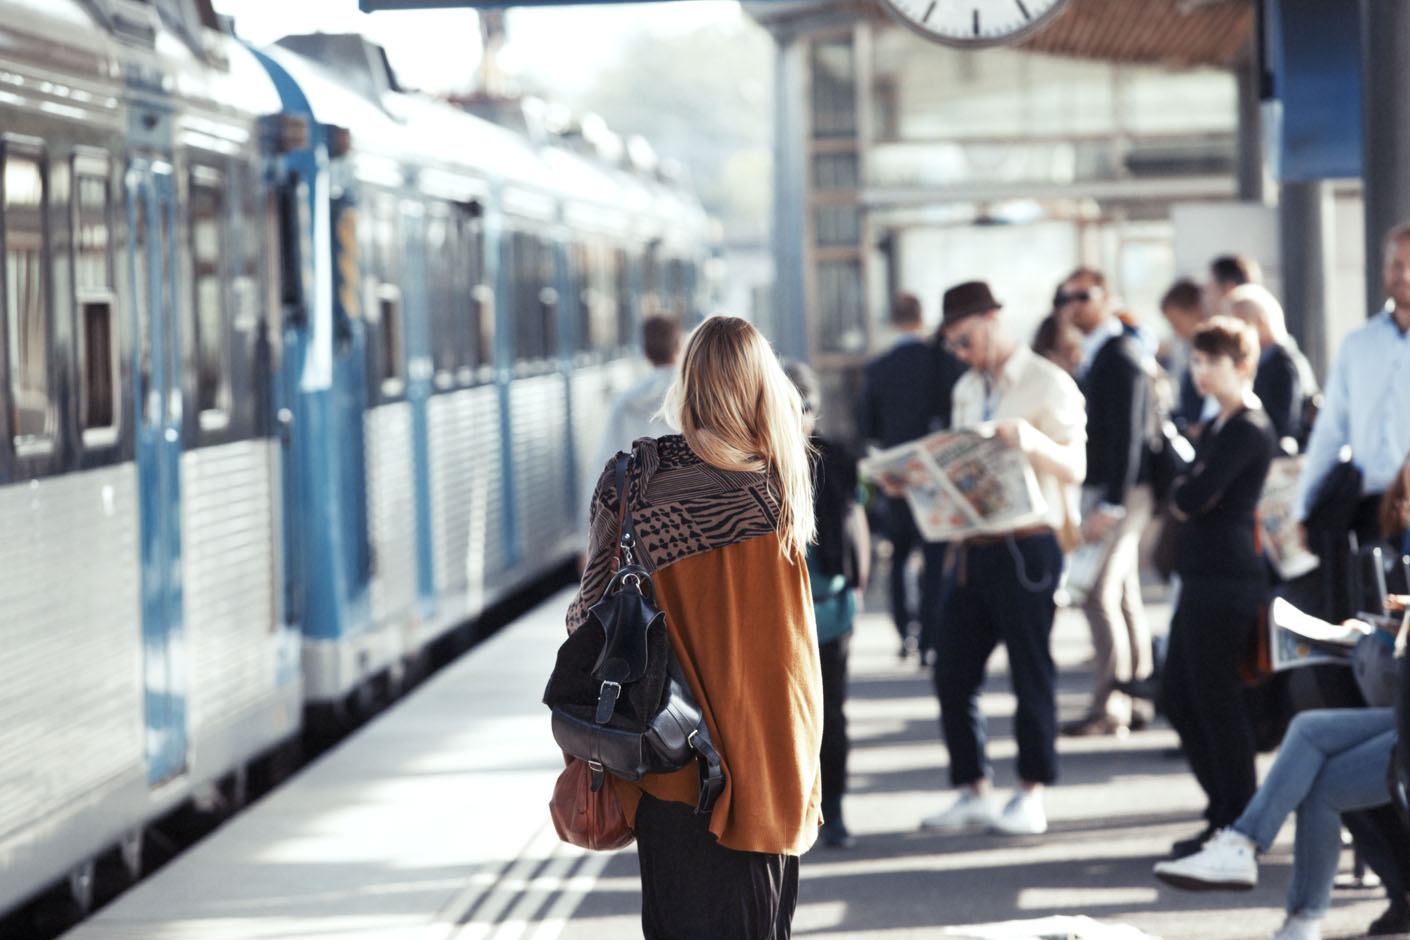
914;280;1087;837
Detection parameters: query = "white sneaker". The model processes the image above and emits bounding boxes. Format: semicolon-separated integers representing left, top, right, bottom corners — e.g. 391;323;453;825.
920;791;997;831
1270;913;1321;940
1153;828;1257;890
991;791;1047;835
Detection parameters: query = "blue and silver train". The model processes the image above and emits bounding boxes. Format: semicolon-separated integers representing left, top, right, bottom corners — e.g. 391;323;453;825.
0;0;707;918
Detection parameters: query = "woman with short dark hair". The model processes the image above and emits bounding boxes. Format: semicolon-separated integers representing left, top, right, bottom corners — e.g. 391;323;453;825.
1158;316;1277;860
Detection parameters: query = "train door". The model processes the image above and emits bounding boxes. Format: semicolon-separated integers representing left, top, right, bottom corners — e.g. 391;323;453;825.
126;157;187;785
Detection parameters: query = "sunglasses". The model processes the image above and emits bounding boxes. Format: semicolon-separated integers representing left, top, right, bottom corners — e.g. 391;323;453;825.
942;330;980;354
1055;290;1094;306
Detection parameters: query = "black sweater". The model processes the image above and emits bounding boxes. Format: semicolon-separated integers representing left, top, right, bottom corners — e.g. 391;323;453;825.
1173;406;1277;581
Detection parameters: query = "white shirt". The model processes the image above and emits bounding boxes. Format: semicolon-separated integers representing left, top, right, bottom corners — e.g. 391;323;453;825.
1296;310;1410;518
952;344;1088;534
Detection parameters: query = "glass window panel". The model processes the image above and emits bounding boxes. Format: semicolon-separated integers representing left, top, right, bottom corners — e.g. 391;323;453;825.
75;170;110;292
81;300;114;430
815;205;861;246
815;259;865;354
811;38;857;139
4;151;52;444
813;152;859;191
190;178;226;416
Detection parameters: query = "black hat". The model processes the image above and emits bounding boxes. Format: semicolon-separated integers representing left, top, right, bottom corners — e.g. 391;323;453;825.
941;281;1002;329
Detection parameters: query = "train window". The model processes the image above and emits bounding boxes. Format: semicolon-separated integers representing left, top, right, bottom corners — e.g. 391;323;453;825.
73;154;119;444
74;160;112;292
2;143;55;454
233;160;264;336
471;282;493;373
427;204;455;387
81;301;116;433
190;171;230;427
378;283;404;397
512;232;550;361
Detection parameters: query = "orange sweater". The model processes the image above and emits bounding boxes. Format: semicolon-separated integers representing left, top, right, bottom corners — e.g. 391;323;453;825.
613;531;822;856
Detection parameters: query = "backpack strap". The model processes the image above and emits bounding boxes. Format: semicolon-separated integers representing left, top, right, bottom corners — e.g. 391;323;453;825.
617;450;724;815
613;452;639;569
692;732;724;814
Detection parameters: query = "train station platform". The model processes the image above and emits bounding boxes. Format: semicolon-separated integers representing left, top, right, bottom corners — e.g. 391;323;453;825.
63;582;1393;940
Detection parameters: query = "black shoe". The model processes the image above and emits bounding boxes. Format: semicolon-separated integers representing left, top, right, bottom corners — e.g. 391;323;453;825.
1368;897;1410;935
1170;825;1216;859
819;819;855;849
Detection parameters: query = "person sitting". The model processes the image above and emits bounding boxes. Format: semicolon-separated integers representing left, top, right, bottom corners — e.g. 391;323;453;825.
1153;701;1399;940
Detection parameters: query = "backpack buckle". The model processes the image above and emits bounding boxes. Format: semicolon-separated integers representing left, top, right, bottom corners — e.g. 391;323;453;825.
594;680;621;724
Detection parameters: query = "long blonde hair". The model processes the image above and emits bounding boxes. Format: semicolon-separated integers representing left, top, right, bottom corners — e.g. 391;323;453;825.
663;316;815;560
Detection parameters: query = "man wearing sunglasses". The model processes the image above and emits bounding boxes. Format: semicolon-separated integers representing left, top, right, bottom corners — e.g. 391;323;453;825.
921;281;1086;837
1058;267;1157;739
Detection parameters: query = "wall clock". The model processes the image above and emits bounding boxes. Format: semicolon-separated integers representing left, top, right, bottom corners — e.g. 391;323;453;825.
875;0;1072;47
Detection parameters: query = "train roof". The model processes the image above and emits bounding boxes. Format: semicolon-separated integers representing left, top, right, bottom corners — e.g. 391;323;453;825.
264;32;708;243
0;0;280;125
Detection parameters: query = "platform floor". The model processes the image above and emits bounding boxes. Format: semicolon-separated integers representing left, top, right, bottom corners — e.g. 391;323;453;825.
63;581;1396;940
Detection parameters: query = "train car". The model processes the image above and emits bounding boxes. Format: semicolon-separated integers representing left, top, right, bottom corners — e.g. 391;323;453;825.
0;0;299;916
0;2;708;924
255;34;710;708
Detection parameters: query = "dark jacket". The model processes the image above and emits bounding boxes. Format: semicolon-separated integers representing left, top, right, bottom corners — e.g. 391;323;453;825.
1173;406;1277;581
1081;333;1150;506
858;338;958;448
810;434;860;584
1254;343;1302;446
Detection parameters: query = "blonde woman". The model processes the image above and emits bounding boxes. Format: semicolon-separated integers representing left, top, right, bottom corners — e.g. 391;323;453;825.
566;316;821;939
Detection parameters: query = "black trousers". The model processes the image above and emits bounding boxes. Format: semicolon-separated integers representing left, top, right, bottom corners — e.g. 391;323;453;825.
636;794;800;940
819;632;850;812
934;532;1062;786
1160;576;1263;828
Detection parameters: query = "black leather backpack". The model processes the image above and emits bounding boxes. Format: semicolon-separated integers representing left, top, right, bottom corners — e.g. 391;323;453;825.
543;453;724;813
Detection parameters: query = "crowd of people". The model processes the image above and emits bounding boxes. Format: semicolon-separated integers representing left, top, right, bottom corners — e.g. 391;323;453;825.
563;223;1410;939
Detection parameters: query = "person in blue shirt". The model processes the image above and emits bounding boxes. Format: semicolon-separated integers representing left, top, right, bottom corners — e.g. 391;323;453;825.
1296;221;1410;617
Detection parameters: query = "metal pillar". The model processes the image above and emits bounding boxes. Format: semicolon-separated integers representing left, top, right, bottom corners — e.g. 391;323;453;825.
1235;36;1265;204
770;32;809;362
1359;0;1410;317
1279;180;1334;376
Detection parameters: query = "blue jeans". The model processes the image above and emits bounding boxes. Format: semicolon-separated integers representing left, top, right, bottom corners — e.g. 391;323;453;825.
1231;708;1396;917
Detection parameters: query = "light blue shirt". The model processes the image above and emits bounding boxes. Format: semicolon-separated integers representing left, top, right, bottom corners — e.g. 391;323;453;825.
1296;310;1410;518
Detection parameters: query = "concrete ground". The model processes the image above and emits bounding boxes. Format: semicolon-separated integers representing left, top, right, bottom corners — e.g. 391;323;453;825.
560;583;1402;940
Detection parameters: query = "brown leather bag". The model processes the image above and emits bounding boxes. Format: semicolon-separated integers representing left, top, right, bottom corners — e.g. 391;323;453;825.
549;757;634;851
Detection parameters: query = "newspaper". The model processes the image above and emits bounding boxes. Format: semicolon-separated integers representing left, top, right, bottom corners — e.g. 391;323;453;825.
1259;455;1320;580
859;425;1048;542
1267;596;1360;671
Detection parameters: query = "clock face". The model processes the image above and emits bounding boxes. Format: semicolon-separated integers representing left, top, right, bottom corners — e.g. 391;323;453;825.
876;0;1071;47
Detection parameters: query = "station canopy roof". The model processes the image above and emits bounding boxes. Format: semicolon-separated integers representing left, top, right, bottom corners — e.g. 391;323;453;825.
748;0;1254;69
1021;0;1253;68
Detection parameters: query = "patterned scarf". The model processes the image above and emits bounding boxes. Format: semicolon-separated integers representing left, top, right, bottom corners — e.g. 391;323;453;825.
566;435;782;633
